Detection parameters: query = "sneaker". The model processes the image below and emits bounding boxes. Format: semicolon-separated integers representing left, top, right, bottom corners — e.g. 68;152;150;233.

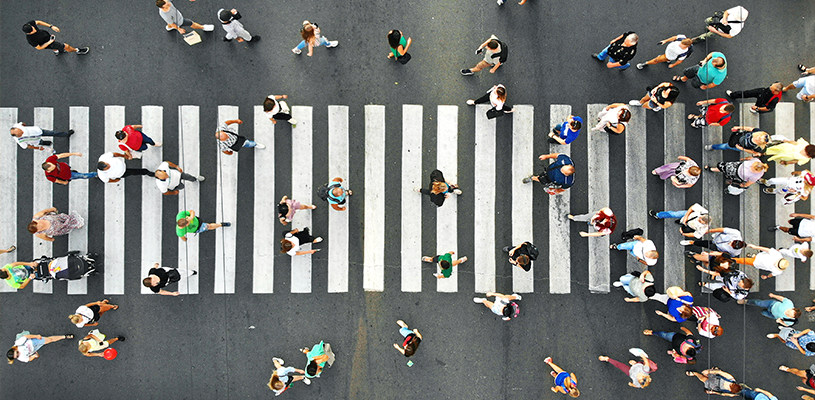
292;48;302;55
473;297;486;303
591;53;600;60
313;237;323;243
684;251;697;257
497;0;505;4
522;177;532;184
680;240;693;246
273;357;285;364
76;47;90;55
704;145;713;151
629;100;641;106
453;189;463;195
466;100;475;106
327;40;339;47
648;209;659;219
68;129;75;135
192;270;198;276
749;108;757;114
223;37;232;42
153;141;162;147
166;25;174;31
636;63;646;70
543;356;553;364
117;336;126;341
511;293;522;301
612;281;623;287
250;35;261;42
221;222;232;227
255;143;266;149
763;188;775;194
413;187;422;193
725;90;733;98
502;246;512;253
460;69;474;76
203;24;215;32
197;175;205;182
54;50;61;56
303;378;311;385
767;225;780;232
758;178;768;185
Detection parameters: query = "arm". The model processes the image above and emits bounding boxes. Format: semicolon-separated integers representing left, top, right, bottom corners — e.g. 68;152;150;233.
537;153;560;161
402;37;412;53
700;82;718;90
392;343;406;355
608;34;624;44
54;179;69;185
307;42;314;56
489;61;501;73
331;204;346;211
413;329;422;340
130;124;143;130
798;387;815;395
35;20;59;32
158;289;179;296
677;155;692;162
768;293;785;301
56;152;81;159
667;58;684;68
165;161;180;170
223;119;243;126
35;233;54;242
33;207;57;218
707;227;724;234
747;244;770;252
294;250;319;256
35;36;57;50
655;310;677;322
18;277;32;289
680;326;693;335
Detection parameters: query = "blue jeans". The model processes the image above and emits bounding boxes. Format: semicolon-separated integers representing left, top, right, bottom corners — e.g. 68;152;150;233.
710;142;739;152
746;299;779;319
296;37;330;50
399;327;412;337
70;171;97;180
656;210;685;219
137;132;156;151
242;140;257;148
652;331;675;343
616;240;638;258
740;388;771;400
41;129;71;137
596;45;630;70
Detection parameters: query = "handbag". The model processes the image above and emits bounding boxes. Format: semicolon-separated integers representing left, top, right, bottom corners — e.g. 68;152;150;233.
397;53;411;64
183;31;202;45
486;108;504;120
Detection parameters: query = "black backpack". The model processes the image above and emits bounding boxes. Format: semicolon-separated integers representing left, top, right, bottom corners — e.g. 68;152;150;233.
317;183;346;204
525;243;539;261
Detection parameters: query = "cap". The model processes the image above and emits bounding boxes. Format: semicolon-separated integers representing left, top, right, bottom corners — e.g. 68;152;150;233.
804;172;815;186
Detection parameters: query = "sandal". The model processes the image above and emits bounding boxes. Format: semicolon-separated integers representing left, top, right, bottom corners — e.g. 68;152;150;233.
799;64;808;72
6;245;15;252
672;76;684;82
779;365;789;372
346;190;353;196
609;244;618;250
685;370;696;377
64;334;74;339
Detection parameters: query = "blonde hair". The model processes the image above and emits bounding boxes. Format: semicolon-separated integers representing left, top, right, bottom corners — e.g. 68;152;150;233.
569;388;580;398
78;341;90;354
69;314;83;324
430;181;447;194
752;162;769;172
267;374;284;391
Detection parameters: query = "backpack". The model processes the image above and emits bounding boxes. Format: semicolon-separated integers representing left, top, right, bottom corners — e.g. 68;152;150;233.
504;301;520;319
621;228;644;242
525;243;539;261
317;183;346;204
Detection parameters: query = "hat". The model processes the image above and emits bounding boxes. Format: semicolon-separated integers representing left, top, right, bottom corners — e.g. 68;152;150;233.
218;9;233;23
777;258;789;270
804;172;815;186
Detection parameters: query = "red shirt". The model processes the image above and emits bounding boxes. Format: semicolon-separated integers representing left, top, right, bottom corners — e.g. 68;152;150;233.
117;125;143;152
705;99;732;126
44;154;72;182
591;209;617;235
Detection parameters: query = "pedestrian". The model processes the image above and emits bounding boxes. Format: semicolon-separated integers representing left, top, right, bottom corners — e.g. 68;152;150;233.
769;213;815;243
741;387;778;400
687;98;734;128
522;153;575;195
766;137;815;166
217;118;266;155
779;242;812;262
301;341;335;379
636;34;693;70
629;82;680;112
704;126;770;156
281;228;322;256
543;356;579;397
69;299;119;328
688;251;735;276
680;227;745;257
6;331;72;364
693;6;749;42
643;327;701;364
685;368;742;397
422;251;467;279
592;31;638;70
652;155;701;189
733;244;788;280
115;124;162;160
319;177;353;211
278;195;316;226
613;270;656;303
42;152;97;185
705;157;768;193
218;8;259;43
649;203;710;239
392;320;422;357
779;365;815;393
597;348;656;389
502;242;538;272
461;35;507;75
698;265;752;303
176;209;230;242
1;261;37;290
414;169;462;207
77;329;125;358
673;52;727;90
22;20;88;55
473;292;521;321
142;262;197;296
155;160;203;195
590;103;631;134
9;121;73;151
768;328;815;356
784;75;815;102
97;152;154;183
28;207;84;241
263;95;297;127
568;207;616;237
156;0;214;35
726;82;784;114
292;20;338;56
268;357;310;395
760;170;814;203
691;305;724;338
548;115;583;145
740;293;801;327
610;235;659;267
653;287;694;323
386;30;412;64
466;84;514;119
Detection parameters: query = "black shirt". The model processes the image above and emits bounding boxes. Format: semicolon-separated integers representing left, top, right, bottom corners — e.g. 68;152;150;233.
754;87;781;111
148;267;181;293
25;21;51;48
608;31;637;65
88;304;101;323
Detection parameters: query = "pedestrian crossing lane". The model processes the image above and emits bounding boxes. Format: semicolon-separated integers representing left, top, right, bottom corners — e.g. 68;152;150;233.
140;106;163;294
626;105;648;273
104;106;125;295
740;104;761;291
587;104;610;293
474;105;496;294
364;105;385;292
252;106;275;293
548;105;568;294
291;106;315;293
215;106;238;294
0;108;17;293
663;104;685;289
178;105;200;295
437;105;458;293
328;105;350;293
775;102;795;292
401;105;423;292
68;106;90;295
32;107;54;294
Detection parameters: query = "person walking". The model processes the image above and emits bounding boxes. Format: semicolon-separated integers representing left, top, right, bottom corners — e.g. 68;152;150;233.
473;292;521;321
278;195;316;226
461;35;507;75
156;0;214;35
422;251;467;279
705;126;770;156
649;203;710;239
69;299;119;328
592;31;638;70
629;82;680;112
642;327;701;364
779;364;815;393
176;209;230;242
766;137;815;166
320;177;353;211
691;305;724;338
779;241;812;262
263;95;297;127
543;357;579;397
292;20;338;56
681;227;745;257
466;84;514;119
769;213;815;242
281;228;322;256
267;357;309;395
760;169;814;203
734;244;788;280
741;387;778;400
97;152;154;183
768;328;815;356
685;368;742;397
42;152;97;184
784;75;815;102
597;349;656;388
301;341;335;379
1;261;37;290
548;115;583;145
590;103;631;134
115;124;161;160
705;157;768;193
613;270;656;303
9;121;73;151
218;8;260;43
687;98;734;129
6;331;73;364
741;293;801;327
28;207;84;241
414;169;462;207
698;265;752;303
392;320;422;357
217;118;266;155
154;160;203;195
692;6;749;42
522;153;575;195
77;329;125;358
610;235;659;267
653;287;694;323
727;82;784;114
673;52;727;90
22;20;88;55
636;34;693;70
652;155;701;189
142;262;197;296
568;207;616;237
502;242;538;272
386;30;412;64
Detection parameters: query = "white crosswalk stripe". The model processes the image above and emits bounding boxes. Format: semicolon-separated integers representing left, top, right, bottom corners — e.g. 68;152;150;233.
587;104;610;294
625;106;648;273
32;107;54;294
104;106;125;295
739;104;761;291
178;105;200;295
68;107;90;295
328;105;350;293
363;105;385;292
663;104;686;289
547;105;568;294
215;105;238;294
401;105;423;292
436;105;458;293
141;106;163;295
291;106;314;293
775;103;796;292
252;106;275;294
474;105;496;294
0;108;17;293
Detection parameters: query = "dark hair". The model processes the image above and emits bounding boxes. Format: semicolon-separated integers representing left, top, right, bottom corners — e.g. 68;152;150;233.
731;240;745;250
664;87;680;102
805;145;815;158
618;109;632;122
516;255;529;266
263;97;275;112
177;218;189;228
0;270;8;280
741;278;754;289
114;130;126;140
387;30;402;49
404;336;420;357
97;161;109;170
495;86;506;97
277;203;289;217
679;306;693;319
142;277;153;287
6;348;15;364
643;285;656;298
569;120;582;131
486;39;499;50
22;23;34;34
439;260;451;270
306;361;318;376
723;104;735;113
41;162;52;171
502;304;514;317
685;347;696;358
156;0;166;7
806;342;815;352
792;308;803;318
219;9;233;22
281;239;293;253
27;221;39;234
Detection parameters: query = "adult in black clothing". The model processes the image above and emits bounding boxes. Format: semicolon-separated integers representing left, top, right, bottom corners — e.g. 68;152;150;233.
142;263;196;296
643;326;701;365
592;31;638;70
502;242;537;272
726;82;784;114
22;20;88;55
414;169;461;207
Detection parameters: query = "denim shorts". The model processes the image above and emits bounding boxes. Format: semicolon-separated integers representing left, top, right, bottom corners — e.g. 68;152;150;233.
195;223;209;234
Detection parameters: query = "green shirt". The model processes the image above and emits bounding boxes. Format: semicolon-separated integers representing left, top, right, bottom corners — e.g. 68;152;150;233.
438;253;453;278
175;211;200;238
698;52;727;85
390;36;407;58
3;264;30;289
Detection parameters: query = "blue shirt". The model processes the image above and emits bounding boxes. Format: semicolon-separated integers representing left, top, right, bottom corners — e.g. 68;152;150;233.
786;331;815;356
546;154;575;189
667;295;693;323
557;117;583;145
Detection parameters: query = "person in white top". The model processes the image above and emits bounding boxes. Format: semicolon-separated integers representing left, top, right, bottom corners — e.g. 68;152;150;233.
292;20;338;56
780;242;811;262
695;5;748;41
280;228;323;256
734;244;789;280
262;95;297;127
636;34;693;70
154;161;204;195
650;203;711;239
612;235;659;267
772;213;815;242
460;35;507;76
218;8;259;43
69;299;119;328
591;103;631;134
156;0;214;35
96;152;153;183
9;122;73;151
466;84;514;119
6;332;72;364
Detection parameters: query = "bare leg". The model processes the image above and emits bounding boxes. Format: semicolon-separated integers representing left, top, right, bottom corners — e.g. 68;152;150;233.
190;22;204;30
470;60;491;73
780;366;808;380
43;335;69;344
62;43;77;53
482;300;495;310
298;204;316;210
452;256;468;266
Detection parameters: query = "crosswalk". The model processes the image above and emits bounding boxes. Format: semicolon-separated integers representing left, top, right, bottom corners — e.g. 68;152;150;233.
1;102;813;295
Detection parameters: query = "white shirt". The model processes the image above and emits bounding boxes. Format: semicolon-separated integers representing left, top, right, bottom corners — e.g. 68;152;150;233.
482;35;501;64
634;240;658;266
264;96;280;117
13;336;35;363
155;161;181;193
73;305;93;328
722;6;748;37
219;11;249;40
12;122;43;149
664;35;690;61
599;105;630;127
488;85;506;110
284;233;300;256
97;152;127;183
684;203;710;238
799;218;815;238
753;249;785;276
781;242;810;262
